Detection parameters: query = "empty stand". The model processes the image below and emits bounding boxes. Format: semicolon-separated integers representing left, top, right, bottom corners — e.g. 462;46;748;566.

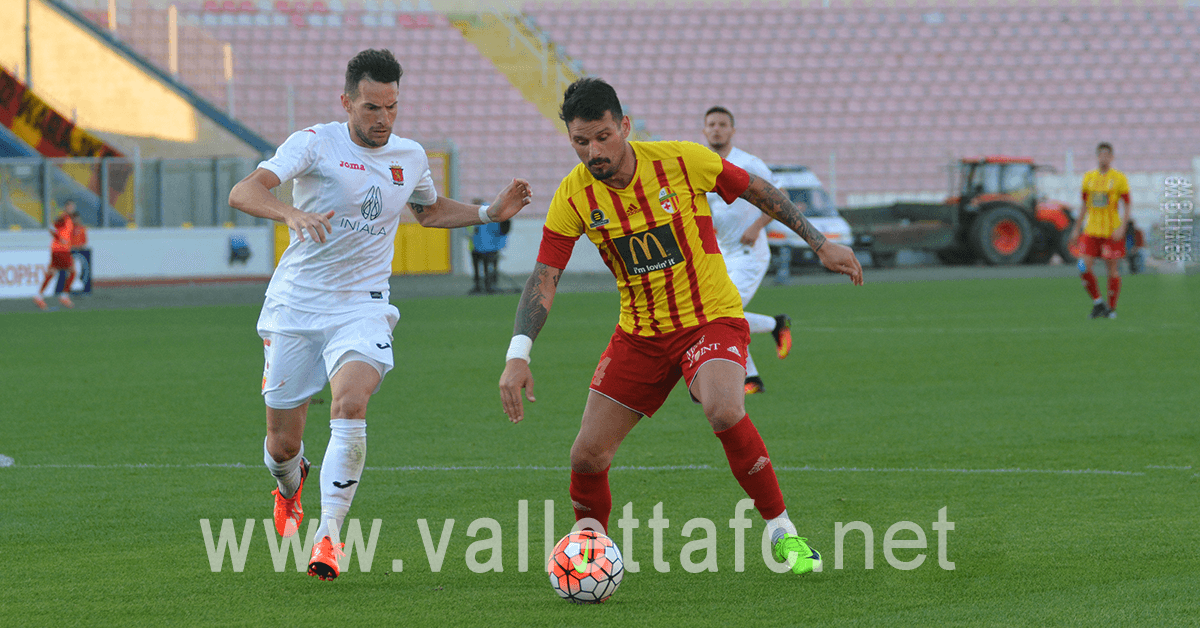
58;0;1200;207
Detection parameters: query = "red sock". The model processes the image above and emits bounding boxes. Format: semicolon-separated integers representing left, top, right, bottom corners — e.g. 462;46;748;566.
569;467;611;533
38;272;54;294
1080;271;1100;300
1107;276;1121;310
715;415;786;520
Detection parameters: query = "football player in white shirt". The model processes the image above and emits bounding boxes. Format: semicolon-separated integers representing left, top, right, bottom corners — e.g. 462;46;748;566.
229;49;532;580
703;107;792;395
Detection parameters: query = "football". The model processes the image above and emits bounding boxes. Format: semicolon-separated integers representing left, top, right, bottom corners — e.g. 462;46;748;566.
547;530;624;604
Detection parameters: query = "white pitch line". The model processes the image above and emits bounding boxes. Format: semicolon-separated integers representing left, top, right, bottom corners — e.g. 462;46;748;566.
775;465;1145;476
2;461;1146;476
803;326;1159;335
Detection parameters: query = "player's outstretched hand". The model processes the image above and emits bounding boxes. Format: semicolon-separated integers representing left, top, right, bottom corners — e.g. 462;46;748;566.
499;359;536;423
286;209;335;243
489;178;534;222
817;241;864;285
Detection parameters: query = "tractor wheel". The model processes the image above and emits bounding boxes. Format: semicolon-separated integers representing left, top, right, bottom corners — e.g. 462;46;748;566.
1025;245;1053;265
970;205;1034;265
1056;227;1078;264
936;247;975;265
1024;223;1056;264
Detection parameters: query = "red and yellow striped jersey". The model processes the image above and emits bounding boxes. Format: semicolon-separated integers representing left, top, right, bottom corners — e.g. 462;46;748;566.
538;141;750;337
1081;168;1130;238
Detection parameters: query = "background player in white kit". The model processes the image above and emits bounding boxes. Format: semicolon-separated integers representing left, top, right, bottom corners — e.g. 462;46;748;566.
228;49;532;580
702;107;792;394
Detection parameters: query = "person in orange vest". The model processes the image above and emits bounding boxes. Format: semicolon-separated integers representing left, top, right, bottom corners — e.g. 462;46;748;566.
33;200;84;310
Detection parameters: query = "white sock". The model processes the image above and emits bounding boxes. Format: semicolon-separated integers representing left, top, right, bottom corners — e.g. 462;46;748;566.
1094;297;1104;305
315;419;367;545
264;438;304;499
745;351;760;379
766;510;798;545
745;311;776;335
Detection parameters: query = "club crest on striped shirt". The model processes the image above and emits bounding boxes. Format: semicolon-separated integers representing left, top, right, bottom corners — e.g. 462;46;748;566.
658;186;678;214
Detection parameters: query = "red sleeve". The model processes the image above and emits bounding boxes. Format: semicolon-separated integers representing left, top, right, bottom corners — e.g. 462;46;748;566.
536;225;577;270
712;159;751;204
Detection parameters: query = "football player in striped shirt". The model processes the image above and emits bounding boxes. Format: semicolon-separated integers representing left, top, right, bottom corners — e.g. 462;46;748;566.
499;78;862;576
1069;142;1131;319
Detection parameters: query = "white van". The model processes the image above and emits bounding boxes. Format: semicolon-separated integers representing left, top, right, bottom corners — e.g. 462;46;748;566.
764;165;854;275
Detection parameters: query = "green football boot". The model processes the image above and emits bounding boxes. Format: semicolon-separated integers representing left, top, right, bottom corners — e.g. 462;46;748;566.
772;534;822;575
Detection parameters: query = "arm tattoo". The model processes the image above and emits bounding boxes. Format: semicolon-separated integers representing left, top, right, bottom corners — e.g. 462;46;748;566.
410;203;426;215
514;262;561;340
739;174;827;252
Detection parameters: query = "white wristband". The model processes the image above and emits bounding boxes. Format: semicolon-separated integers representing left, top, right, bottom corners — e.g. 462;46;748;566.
478;205;492;224
506;334;532;364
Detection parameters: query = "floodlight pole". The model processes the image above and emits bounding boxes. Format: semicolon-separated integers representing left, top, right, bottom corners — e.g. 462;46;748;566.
25;0;33;88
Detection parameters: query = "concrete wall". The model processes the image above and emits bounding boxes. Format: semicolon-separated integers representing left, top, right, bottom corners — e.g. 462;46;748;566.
0;225;274;284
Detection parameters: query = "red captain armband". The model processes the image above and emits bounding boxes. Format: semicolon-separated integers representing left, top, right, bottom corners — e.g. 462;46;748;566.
713;159;751;203
536;226;577;270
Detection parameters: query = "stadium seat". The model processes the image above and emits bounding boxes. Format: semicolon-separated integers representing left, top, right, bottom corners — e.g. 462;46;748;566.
83;0;1193;204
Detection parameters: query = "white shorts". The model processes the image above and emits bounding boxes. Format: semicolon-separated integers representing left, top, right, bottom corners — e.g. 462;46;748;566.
256;298;400;409
724;252;770;307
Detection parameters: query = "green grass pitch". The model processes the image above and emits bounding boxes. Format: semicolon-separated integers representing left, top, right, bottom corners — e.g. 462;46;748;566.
2;273;1197;626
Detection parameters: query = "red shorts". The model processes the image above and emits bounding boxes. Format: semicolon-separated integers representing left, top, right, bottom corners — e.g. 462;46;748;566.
1078;234;1125;260
589;317;749;417
49;250;73;270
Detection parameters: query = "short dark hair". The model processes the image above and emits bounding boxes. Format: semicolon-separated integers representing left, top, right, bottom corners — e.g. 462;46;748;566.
560;78;622;125
1097;142;1114;153
345;49;402;98
704;106;735;127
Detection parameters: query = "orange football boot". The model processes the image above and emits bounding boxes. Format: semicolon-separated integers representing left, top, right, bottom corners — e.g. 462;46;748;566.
308;536;345;581
771;314;792;359
272;457;310;537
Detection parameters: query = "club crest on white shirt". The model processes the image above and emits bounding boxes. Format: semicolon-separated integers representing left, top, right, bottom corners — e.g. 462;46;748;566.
360;185;383;220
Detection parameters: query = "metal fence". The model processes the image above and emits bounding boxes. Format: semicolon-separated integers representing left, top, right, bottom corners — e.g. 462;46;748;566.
0;155;267;230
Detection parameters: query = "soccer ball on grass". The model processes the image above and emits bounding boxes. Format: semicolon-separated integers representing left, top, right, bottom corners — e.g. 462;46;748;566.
547;530;624;604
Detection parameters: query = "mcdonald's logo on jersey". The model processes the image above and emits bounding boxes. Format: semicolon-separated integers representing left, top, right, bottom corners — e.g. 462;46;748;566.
612;223;684;275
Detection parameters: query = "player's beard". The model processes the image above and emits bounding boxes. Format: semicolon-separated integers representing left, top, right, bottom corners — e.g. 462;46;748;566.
588;159;616;180
353;123;389;148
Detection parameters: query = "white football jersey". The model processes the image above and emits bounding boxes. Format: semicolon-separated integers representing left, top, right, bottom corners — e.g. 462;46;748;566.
260;122;438;313
706;146;776;261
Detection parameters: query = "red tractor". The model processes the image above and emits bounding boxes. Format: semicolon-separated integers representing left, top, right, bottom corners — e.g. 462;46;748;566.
846;156;1077;267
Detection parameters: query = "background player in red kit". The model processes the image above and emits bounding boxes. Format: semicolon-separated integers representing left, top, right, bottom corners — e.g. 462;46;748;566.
33;200;84;310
